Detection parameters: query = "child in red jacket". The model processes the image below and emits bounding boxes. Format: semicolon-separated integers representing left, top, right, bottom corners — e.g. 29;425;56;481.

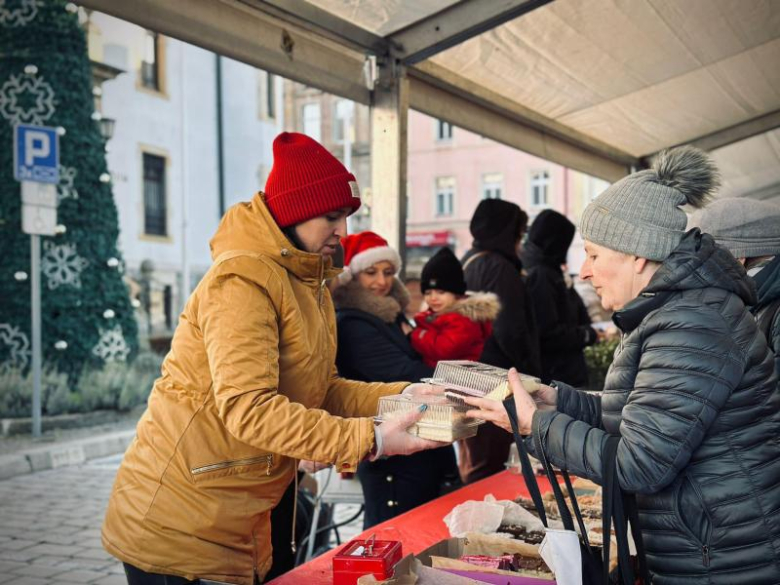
410;247;500;368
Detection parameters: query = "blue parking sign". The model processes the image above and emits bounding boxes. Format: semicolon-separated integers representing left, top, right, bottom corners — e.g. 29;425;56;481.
14;124;59;184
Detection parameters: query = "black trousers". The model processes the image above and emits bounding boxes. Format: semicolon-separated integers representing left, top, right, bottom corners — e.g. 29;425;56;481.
123;563;197;584
123;563;261;585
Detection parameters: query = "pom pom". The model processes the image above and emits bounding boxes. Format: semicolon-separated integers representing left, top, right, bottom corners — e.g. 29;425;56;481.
652;146;720;209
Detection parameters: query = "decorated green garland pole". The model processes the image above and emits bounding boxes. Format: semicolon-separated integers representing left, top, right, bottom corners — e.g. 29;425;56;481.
0;0;139;396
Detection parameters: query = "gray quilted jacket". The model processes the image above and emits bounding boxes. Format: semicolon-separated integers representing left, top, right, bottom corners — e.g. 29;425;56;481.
531;231;780;584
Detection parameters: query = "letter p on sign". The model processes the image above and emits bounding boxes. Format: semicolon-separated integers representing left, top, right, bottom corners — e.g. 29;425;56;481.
25;131;50;166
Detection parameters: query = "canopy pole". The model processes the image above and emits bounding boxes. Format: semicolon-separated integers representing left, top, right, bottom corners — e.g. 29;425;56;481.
370;63;409;275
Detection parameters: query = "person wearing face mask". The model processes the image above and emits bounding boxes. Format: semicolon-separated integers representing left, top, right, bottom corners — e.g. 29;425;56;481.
464;147;780;584
102;134;445;585
332;232;460;528
688;197;780;382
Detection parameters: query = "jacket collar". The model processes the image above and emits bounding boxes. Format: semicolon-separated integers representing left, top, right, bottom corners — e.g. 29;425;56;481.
332;279;409;323
209;192;341;285
613;230;756;332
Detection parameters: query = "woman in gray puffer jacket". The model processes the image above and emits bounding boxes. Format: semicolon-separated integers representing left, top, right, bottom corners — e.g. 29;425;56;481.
466;147;780;584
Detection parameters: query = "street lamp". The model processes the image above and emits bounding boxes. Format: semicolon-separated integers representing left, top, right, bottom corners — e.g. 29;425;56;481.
99;116;116;142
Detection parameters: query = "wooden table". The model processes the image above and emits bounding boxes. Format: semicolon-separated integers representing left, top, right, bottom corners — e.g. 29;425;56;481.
267;470;550;584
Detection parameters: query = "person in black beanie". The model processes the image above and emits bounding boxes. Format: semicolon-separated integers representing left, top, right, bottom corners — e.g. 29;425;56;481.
457;199;541;483
410;247;500;368
522;209;598;387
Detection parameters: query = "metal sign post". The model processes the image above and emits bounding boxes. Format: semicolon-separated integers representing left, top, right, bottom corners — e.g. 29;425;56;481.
31;234;42;437
13;123;59;438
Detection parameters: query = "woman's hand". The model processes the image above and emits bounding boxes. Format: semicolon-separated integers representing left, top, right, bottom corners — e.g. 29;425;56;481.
400;321;414;335
462;394;513;433
464;369;558;435
375;406;448;459
508;368;538;435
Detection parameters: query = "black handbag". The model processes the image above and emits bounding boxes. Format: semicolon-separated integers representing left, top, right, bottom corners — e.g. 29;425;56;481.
503;397;649;584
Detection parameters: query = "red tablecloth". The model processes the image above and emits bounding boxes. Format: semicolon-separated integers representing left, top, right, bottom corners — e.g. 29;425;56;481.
267;470;550;585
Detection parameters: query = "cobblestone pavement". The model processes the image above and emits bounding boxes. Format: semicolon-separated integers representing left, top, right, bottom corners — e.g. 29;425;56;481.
0;455;363;584
0;455;125;584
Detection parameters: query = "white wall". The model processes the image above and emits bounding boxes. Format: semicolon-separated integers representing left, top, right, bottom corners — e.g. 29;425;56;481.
89;13;280;312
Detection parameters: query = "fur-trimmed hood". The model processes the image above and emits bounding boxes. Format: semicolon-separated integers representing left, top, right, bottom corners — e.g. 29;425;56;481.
332;279;410;323
437;292;500;322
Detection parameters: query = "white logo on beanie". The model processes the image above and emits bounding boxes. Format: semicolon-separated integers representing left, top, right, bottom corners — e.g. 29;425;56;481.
348;181;361;199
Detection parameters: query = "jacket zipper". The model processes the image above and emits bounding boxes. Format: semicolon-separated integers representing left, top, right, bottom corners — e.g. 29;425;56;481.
317;259;325;306
676;476;713;568
688;477;714;567
252;530;258;577
291;461;299;554
190;454;273;476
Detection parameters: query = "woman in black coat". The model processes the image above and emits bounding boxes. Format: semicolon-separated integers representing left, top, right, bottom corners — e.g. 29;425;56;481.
467;148;780;584
522;209;597;387
333;231;458;529
458;199;541;483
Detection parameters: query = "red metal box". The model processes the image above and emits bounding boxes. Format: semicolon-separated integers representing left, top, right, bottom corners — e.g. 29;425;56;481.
332;537;402;585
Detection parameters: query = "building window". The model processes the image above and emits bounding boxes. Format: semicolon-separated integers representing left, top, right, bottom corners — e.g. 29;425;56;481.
302;103;321;142
530;170;550;207
141;31;161;91
482;172;503;200
333;99;354;143
143;153;167;236
435;119;453;142
435;176;455;217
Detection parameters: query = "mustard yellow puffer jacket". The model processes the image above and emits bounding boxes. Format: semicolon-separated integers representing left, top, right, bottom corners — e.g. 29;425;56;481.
102;193;406;584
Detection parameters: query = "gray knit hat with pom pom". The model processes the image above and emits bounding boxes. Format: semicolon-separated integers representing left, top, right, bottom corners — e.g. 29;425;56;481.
580;146;720;261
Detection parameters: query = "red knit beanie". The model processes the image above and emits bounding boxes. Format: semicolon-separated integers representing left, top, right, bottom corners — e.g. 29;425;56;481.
339;231;402;284
264;132;362;227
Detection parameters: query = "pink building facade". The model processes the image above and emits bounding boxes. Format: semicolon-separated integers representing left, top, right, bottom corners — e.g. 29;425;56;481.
405;110;609;277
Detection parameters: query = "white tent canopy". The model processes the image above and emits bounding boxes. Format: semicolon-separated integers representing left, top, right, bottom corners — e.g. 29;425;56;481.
82;0;780;246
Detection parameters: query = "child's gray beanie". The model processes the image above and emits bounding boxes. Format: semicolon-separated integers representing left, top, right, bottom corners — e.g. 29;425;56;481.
580;146;720;261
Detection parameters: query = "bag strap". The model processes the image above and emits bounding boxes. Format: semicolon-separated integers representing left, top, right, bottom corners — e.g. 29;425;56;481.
562;469;594;552
503;397;548;527
625;491;651;583
532;423;575;532
602;435;642;585
601;436;618;584
462;250;490;272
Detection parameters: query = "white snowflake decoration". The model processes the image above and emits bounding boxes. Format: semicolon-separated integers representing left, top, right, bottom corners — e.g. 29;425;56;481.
92;325;130;362
57;165;78;202
41;241;89;290
0;0;42;27
0;323;31;374
0;73;56;125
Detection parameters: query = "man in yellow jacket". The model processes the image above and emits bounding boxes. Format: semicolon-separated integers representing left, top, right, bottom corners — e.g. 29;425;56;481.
102;133;442;584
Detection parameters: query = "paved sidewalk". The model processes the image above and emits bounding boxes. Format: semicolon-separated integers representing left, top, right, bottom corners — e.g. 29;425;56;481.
0;455;127;585
0;429;365;584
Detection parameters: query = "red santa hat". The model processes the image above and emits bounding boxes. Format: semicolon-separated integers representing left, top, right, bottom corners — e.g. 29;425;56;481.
339;231;402;284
